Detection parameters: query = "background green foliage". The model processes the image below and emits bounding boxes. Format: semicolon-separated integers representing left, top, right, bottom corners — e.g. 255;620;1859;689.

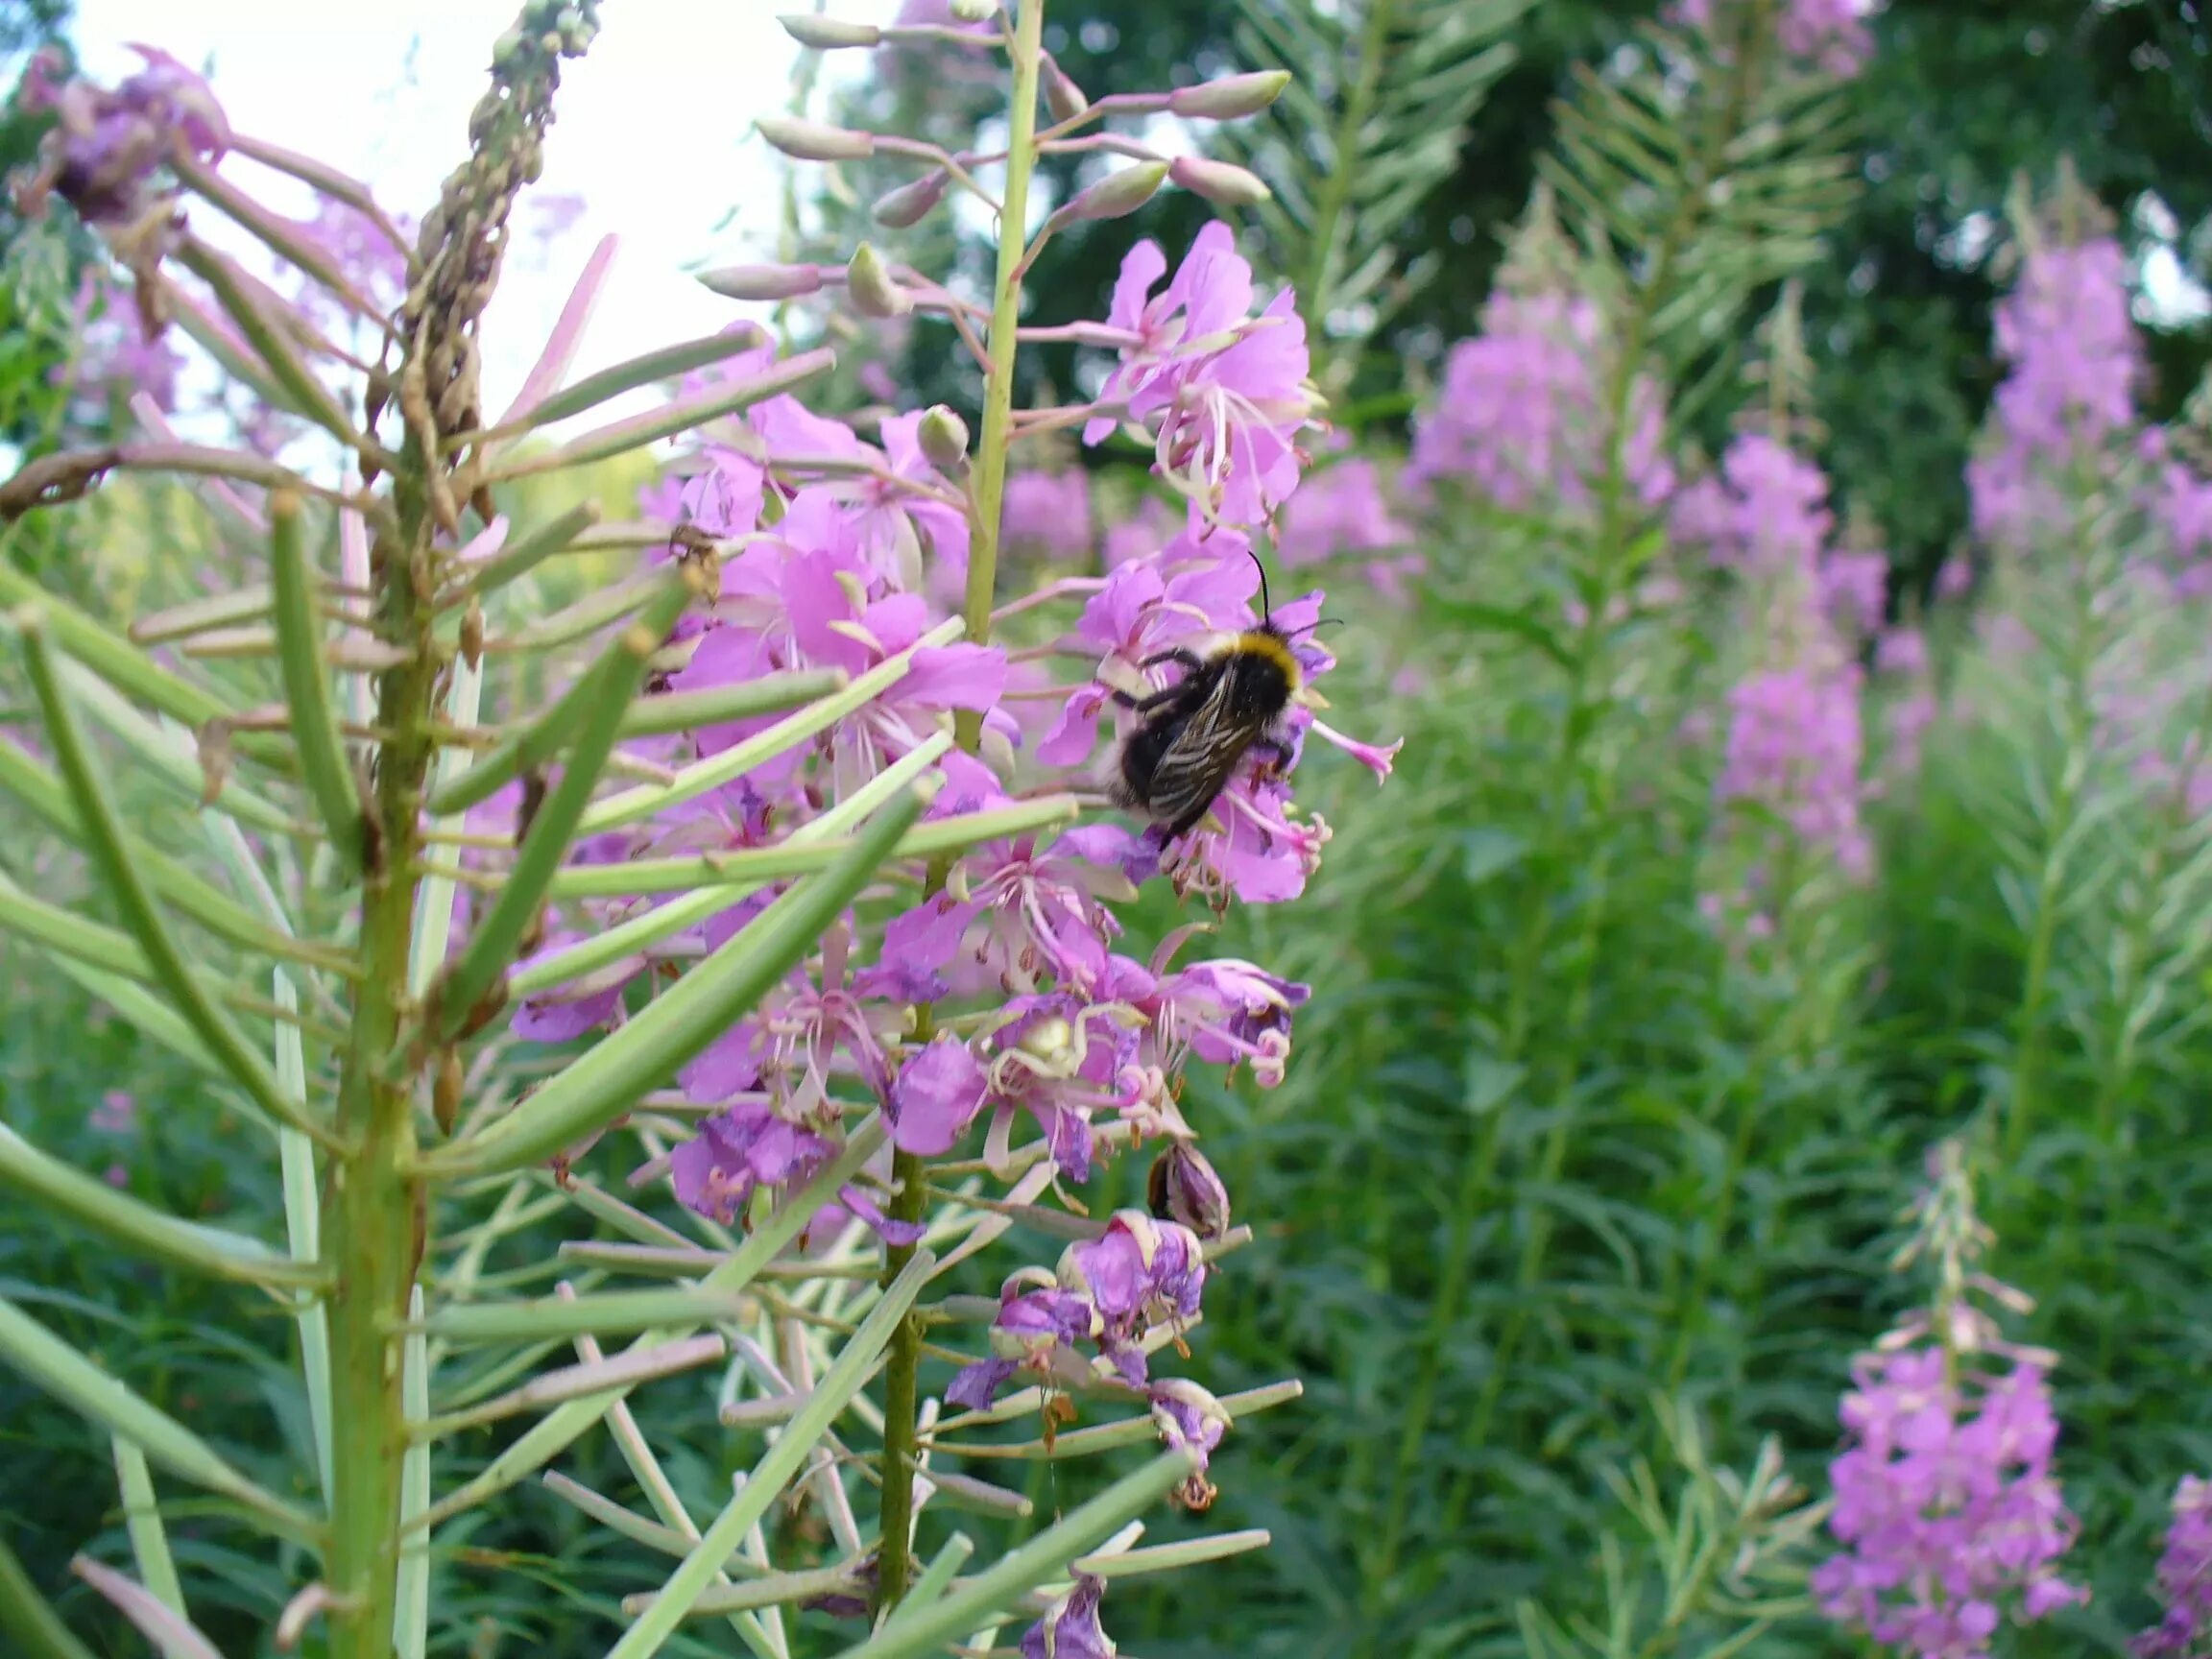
6;3;2212;1657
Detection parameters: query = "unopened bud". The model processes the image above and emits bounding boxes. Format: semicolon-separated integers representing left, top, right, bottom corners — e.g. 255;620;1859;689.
1169;155;1272;207
917;404;970;469
1148;1142;1232;1240
699;263;824;301
846;242;912;319
1068;161;1170;224
872;170;949;229
950;0;998;18
755;114;876;162
780;13;881;48
1043;56;1090;122
461;599;485;669
1168;70;1291;120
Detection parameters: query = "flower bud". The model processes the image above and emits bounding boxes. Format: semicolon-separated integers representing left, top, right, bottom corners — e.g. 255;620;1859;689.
755;114;876;162
1169;155;1273;207
872;170;949;229
950;0;998;18
917;403;970;469
1147;1142;1231;1240
1043;56;1090;122
1067;161;1170;225
698;263;824;301
1168;70;1292;120
846;242;912;319
779;13;881;48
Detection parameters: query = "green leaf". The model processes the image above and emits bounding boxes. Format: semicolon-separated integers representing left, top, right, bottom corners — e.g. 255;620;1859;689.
427;572;697;1042
269;490;367;872
442;502;600;605
606;1249;935;1655
491;348;836;482
0;1292;315;1540
0;1121;322;1289
0;561;244;744
577;618;966;834
414;1287;755;1347
420;787;928;1180
173;238;365;451
836;1451;1198;1659
15;619;338;1148
110;1438;185;1617
0;1529;97;1659
493;329;798;436
395;1285;429;1659
56;659;295;834
409;1117;887;1531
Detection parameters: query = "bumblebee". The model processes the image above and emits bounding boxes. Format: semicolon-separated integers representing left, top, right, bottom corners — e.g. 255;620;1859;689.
1108;552;1316;841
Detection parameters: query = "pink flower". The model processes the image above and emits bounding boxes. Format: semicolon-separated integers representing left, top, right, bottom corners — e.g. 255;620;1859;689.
673;1099;922;1245
886;1035;991;1156
1001;469;1094;560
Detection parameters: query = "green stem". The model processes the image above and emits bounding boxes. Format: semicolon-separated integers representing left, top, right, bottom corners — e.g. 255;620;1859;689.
877;0;1046;1611
325;444;441;1659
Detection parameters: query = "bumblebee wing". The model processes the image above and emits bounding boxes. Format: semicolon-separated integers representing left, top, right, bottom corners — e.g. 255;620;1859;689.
1144;669;1266;839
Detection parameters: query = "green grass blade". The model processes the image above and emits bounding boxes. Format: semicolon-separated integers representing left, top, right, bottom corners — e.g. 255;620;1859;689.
420;787;926;1180
56;658;294;834
578;619;964;834
606;1249;936;1656
426;574;696;1040
274;971;335;1507
896;1533;974;1622
0;1292;315;1540
497;329;794;434
0;561;244;743
837;1453;1197;1659
0;1120;320;1289
110;1437;185;1616
268;490;366;871
615;672;849;740
0;1530;96;1659
15;618;338;1149
445;502;600;604
0;869;155;977
49;957;222;1076
409;1117;886;1531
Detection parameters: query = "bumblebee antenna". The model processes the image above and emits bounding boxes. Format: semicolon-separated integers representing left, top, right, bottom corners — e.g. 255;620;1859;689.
1246;546;1274;623
1289;615;1346;638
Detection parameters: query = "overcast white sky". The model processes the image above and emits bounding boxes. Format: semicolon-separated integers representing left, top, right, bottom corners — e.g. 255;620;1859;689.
70;0;909;421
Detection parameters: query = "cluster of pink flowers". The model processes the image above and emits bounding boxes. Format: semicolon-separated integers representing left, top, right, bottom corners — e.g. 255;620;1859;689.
1272;431;1420;600
1667;0;1878;78
486;216;1397;1582
2137;1478;2212;1657
1813;1342;2087;1656
1965;235;2142;554
1405;282;1674;516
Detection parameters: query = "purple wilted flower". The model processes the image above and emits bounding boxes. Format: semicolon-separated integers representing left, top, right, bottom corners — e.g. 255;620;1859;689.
1021;1573;1116;1659
673;1099;923;1245
1058;1210;1207;1384
1148;1377;1234;1509
945;1276;1104;1410
1142;951;1310;1091
1002;469;1094;560
15;43;228;229
1967;234;2141;554
1406;286;1674;515
1146;1141;1232;1240
1812;1343;2086;1656
2134;1477;2212;1657
1717;662;1872;879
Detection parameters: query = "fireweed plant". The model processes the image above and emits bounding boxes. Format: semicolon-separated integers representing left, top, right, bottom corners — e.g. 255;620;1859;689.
0;5;1397;1656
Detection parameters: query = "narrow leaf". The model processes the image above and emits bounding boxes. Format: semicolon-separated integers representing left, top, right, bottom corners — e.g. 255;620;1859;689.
444;502;601;604
410;651;484;997
0;1121;320;1288
0;1292;313;1538
67;1557;220;1659
841;1452;1197;1659
15;621;337;1147
606;1249;935;1657
55;658;295;834
110;1438;185;1616
493;233;617;429
269;490;367;870
173;238;365;449
498;329;789;435
415;1287;754;1347
420;789;926;1180
491;348;836;482
0;1530;97;1659
0;562;240;738
417;1334;726;1439
395;1285;429;1659
427;573;696;1041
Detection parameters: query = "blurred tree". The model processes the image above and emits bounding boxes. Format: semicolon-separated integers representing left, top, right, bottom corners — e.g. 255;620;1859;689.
1;1;86;456
816;0;2212;589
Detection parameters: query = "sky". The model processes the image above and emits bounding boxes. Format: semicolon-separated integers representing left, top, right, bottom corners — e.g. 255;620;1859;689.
68;0;912;426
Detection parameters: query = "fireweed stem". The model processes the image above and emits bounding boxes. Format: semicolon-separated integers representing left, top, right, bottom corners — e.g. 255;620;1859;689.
876;0;1047;1616
1365;5;1773;1623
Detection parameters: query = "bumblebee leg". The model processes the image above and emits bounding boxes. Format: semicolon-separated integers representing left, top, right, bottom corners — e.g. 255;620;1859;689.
1139;648;1207;675
1165;795;1220;842
1109;685;1189;713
